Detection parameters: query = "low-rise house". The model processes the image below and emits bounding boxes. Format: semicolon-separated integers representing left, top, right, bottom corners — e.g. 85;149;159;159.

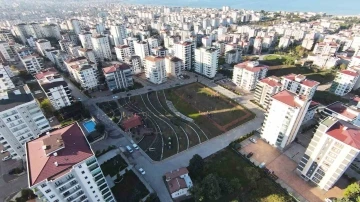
165;167;193;199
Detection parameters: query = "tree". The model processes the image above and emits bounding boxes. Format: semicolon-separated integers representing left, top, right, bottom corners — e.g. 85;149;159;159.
188;154;204;178
218;177;234;194
202;174;222;200
40;99;53;116
95;123;105;134
230;178;242;191
344;182;360;199
190;184;205;201
340;64;348;70
244;167;260;188
262;194;289;202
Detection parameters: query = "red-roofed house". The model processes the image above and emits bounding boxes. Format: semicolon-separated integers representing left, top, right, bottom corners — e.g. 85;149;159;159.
254;76;282;109
165;167;193;199
232;61;269;91
329;69;360;96
323;101;360;127
298;117;360;190
281;74;319;99
121;114;142;131
261;90;311;149
103;63;133;91
26;123;115;202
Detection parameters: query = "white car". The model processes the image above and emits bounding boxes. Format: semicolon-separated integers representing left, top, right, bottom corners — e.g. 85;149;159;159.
2;155;11;161
249;138;257;143
113;96;118;99
0;149;7;153
133;144;139;150
139;168;145;175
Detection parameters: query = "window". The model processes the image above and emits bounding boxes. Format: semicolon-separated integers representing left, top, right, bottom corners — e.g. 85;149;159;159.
41;184;47;188
93;191;95;193
49;194;55;199
95;195;98;198
85;176;88;179
81;171;85;174
45;189;51;193
90;186;93;189
87;181;90;184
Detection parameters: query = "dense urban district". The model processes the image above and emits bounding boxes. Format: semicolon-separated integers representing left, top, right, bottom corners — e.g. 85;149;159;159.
0;0;360;202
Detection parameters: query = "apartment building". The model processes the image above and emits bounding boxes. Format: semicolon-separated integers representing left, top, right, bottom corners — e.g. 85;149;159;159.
134;41;150;62
0;41;15;62
329;70;359;96
281;74;319;99
35;69;73;110
35;39;51;56
79;31;93;49
174;41;195;70
261;90;311;149
130;55;142;75
302;38;314;50
0;64;15;92
20;54;44;74
41;24;61;40
91;35;112;62
313;42;340;56
348;56;360;68
253;37;262;54
115;45;132;62
0;29;15;42
67;19;82;35
278;36;291;49
254;76;282;109
110;24;126;46
144;56;167;84
13;23;29;44
0;85;50;159
225;48;242;64
165;56;182;77
27;123;115;202
65;57;98;90
322;102;360;127
78;48;97;64
232;61;268;91
297;117;360;191
194;47;219;78
59;39;73;54
102;63;133;91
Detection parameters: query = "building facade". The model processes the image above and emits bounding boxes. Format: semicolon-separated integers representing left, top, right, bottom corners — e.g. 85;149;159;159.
91;35;112;62
165;56;182;77
145;56;167;84
281;74;319;99
174;41;195;70
65;57;99;90
102;63;133;91
232;61;268;91
329;70;359;96
254;76;282;109
20;54;44;74
194;47;218;78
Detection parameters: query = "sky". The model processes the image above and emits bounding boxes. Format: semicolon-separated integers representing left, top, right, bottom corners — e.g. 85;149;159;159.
129;0;360;15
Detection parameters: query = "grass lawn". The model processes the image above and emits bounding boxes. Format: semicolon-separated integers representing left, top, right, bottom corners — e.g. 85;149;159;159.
261;54;296;66
100;155;128;177
111;170;149;202
201;148;294;202
165;83;254;135
268;66;335;84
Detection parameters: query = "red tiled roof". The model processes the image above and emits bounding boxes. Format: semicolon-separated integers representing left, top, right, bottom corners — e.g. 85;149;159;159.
282;74;319;87
27;123;93;186
327;102;358;120
165;167;189;180
165;167;189;194
102;63;130;74
259;76;281;87
145;56;164;62
327;122;360;150
309;101;320;109
272;90;304;107
340;70;359;77
121;115;142;131
234;61;268;73
35;68;58;80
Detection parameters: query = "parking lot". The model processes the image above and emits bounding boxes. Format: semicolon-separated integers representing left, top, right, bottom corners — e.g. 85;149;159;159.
240;137;344;202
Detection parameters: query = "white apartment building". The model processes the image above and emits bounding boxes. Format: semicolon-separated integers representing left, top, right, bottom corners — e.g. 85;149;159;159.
194;47;218;78
145;56;167;84
201;37;212;47
253;37;262;54
313;42;340;56
13;23;29;44
103;63;133;91
35;39;51;56
232;61;268;91
28;22;43;39
20;54;44;74
165;56;182;77
254;76;282;109
302;39;314;50
174;41;195;70
261;90;311;149
0;30;15;42
124;37;137;55
91;35;112;62
78;48;97;64
59;39;72;54
225;48;242;64
322;102;360;127
279;36;291;49
134;41;150;62
35;69;73;110
110;24;126;46
147;37;159;49
281;74;319;99
297;117;360;191
329;70;359;96
65;57;99;90
0;85;50;159
27;123;115;202
41;24;61;40
79;31;93;49
349;56;360;68
152;47;168;57
0;64;15;92
67;19;82;35
130;56;142;75
0;41;15;62
115;45;131;62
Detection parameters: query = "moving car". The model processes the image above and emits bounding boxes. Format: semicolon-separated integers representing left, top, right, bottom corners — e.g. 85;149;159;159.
2;155;11;161
133;144;139;150
249;138;257;143
113;96;119;99
139;168;145;175
126;145;133;153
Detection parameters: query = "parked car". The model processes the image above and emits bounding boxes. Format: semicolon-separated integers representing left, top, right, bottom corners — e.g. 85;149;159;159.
133;144;139;150
0;149;7;153
246;152;254;158
249;138;257;143
126;145;133;153
113;96;119;99
2;155;11;161
139;168;145;175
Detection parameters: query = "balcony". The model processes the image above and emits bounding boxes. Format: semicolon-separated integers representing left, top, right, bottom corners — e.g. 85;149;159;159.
86;158;97;167
56;175;74;187
60;180;78;194
88;163;99;172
